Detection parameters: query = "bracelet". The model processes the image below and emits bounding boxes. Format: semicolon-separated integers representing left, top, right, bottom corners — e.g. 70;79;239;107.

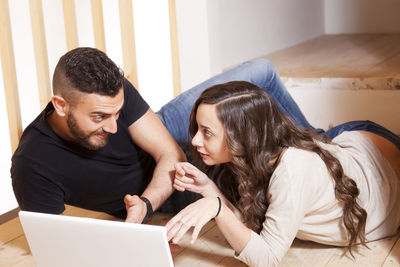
140;196;153;224
215;196;222;217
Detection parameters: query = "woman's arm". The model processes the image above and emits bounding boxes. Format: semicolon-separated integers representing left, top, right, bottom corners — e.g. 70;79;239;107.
165;196;250;253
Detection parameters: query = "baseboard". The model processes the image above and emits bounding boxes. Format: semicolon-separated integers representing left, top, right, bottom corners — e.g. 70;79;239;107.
0;207;20;224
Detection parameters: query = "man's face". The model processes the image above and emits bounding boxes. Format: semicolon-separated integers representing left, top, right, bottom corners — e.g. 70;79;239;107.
66;88;124;150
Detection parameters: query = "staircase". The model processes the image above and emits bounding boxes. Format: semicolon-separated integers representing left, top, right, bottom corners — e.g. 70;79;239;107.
263;34;400;134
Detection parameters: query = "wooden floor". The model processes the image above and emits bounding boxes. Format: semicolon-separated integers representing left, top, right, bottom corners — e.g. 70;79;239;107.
1;205;400;267
2;34;400;266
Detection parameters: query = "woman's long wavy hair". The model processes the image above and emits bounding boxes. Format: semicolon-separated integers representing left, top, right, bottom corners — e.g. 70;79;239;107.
189;81;367;255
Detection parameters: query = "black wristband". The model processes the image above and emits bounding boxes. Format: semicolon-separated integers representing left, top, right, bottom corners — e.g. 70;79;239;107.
216;196;222;217
140;196;153;224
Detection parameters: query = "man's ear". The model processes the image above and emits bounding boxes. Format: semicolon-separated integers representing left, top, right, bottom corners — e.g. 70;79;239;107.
51;95;69;117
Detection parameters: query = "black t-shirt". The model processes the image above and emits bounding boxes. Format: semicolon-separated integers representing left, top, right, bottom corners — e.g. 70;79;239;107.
11;79;155;215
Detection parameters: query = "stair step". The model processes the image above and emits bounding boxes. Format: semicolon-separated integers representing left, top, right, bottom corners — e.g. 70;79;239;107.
261;34;400;134
263;34;400;90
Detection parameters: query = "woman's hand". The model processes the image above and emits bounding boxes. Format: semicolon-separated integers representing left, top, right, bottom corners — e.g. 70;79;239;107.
174;162;216;197
165;197;220;244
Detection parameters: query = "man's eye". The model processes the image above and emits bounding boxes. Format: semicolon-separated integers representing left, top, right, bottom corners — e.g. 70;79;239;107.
94;116;104;122
204;130;212;137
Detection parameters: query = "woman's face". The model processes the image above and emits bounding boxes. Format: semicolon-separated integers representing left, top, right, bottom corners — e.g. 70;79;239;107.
191;103;232;165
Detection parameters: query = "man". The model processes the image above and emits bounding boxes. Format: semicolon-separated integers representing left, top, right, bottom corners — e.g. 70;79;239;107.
11;47;311;223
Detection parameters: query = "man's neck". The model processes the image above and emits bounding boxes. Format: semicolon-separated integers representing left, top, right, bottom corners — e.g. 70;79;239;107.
46;111;73;142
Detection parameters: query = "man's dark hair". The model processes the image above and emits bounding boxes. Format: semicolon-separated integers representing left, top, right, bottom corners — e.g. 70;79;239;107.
52;47;124;100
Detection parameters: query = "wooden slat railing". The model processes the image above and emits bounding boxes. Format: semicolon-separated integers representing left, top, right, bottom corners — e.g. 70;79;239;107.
62;0;79;51
91;0;106;52
119;0;139;89
29;0;52;110
169;0;181;97
0;0;22;154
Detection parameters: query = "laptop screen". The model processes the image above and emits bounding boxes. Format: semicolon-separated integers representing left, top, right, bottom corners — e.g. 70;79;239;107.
19;210;174;267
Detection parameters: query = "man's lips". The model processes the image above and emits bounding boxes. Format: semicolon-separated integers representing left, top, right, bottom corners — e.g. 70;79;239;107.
95;133;108;139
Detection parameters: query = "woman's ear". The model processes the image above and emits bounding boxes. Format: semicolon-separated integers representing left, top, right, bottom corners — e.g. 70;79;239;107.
51;95;69;117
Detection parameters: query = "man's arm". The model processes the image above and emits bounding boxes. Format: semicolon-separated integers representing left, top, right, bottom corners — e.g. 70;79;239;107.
125;108;186;223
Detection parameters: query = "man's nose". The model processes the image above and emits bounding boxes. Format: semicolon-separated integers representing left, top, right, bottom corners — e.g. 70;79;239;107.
103;117;118;134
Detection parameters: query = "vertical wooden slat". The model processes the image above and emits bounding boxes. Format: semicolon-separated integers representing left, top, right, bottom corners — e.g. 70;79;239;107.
29;0;52;110
90;0;106;52
168;0;181;96
118;0;139;89
62;0;79;51
0;0;22;153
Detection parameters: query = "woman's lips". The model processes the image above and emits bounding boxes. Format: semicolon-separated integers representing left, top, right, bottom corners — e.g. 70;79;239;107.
198;151;208;158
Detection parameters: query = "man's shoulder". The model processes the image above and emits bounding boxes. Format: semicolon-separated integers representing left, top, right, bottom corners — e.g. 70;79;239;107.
13;115;64;162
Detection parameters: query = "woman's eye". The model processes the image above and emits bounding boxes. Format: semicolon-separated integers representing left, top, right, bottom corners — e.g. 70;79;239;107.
204;130;212;137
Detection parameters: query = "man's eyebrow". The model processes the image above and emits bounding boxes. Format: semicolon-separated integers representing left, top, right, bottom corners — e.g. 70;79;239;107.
90;107;123;116
90;111;109;115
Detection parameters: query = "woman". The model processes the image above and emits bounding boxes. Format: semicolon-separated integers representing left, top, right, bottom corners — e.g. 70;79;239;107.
165;81;400;266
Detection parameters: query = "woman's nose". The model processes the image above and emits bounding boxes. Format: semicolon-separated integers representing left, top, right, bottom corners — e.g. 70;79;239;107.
191;131;203;147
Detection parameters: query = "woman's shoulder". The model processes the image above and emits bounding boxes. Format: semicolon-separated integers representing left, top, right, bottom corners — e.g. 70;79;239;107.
281;146;323;166
331;130;372;146
271;147;328;186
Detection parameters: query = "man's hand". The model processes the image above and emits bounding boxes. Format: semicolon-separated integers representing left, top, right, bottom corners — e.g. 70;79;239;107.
124;194;147;223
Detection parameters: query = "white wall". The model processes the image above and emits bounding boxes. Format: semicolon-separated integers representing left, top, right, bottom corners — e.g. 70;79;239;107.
176;0;400;90
176;0;325;91
325;0;400;34
175;1;215;93
210;0;325;70
289;88;400;134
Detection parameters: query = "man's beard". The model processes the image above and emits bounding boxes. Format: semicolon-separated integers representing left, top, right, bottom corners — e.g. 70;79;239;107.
67;112;108;150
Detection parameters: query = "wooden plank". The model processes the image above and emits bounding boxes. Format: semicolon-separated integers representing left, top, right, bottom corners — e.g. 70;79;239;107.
217;257;247;267
280;232;400;267
382;233;400;266
0;217;24;246
168;0;181;97
173;221;242;266
11;255;36;267
280;239;341;266
325;236;399;266
11;256;35;267
29;0;52;110
0;235;31;267
118;0;138;89
264;34;400;79
0;208;19;224
90;0;106;52
366;52;400;79
264;34;377;78
0;0;23;153
62;0;79;51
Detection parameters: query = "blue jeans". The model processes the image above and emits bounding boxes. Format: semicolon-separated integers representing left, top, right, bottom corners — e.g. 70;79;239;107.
157;59;317;146
325;120;400;150
155;59;400;213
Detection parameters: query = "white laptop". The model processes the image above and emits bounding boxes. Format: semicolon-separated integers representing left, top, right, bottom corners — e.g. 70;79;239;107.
19;210;174;267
